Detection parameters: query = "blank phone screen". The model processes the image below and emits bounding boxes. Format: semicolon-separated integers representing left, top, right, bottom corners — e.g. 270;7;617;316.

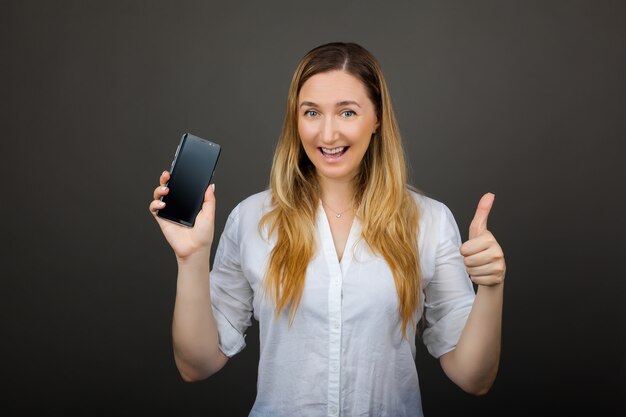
157;134;221;227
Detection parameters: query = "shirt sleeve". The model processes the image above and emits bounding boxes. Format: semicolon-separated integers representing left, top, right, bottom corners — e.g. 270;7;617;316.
421;202;476;358
210;204;254;357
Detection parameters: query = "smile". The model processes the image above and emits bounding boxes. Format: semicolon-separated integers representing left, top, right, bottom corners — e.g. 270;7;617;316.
320;146;348;157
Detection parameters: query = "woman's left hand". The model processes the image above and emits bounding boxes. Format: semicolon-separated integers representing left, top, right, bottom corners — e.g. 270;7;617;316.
460;193;506;286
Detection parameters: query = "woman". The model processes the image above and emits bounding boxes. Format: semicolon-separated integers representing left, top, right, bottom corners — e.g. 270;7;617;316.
149;42;506;417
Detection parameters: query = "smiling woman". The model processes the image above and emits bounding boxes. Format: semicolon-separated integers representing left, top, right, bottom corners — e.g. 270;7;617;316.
149;42;506;417
297;71;379;185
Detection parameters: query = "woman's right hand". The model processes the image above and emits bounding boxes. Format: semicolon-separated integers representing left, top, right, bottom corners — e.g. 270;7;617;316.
149;171;217;261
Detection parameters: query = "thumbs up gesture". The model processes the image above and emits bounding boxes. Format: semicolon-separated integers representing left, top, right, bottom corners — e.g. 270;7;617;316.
460;193;506;286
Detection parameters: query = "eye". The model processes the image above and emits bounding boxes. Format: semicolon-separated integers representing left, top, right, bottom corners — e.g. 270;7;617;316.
341;110;356;118
304;110;318;117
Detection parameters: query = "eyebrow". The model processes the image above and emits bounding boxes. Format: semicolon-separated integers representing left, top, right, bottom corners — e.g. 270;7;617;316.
299;100;362;108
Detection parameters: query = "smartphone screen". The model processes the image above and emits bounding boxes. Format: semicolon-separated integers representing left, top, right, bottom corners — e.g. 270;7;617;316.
157;133;221;227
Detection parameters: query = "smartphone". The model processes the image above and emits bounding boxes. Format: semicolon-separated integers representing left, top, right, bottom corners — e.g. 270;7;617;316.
156;133;221;227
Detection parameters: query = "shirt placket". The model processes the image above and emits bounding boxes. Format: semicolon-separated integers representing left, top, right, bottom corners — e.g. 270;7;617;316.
318;204;359;417
327;262;342;417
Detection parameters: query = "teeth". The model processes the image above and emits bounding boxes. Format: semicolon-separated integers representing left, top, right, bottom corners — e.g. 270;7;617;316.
321;147;345;155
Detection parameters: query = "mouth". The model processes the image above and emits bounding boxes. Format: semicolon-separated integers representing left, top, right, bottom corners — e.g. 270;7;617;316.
319;146;349;158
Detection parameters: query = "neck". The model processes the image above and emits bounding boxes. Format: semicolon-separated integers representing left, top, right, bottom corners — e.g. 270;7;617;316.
318;175;355;209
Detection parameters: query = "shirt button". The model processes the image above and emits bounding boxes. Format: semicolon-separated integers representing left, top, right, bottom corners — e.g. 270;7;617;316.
332;321;340;329
329;405;338;415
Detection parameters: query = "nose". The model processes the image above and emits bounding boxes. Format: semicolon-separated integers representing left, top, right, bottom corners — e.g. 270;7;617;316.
320;116;338;144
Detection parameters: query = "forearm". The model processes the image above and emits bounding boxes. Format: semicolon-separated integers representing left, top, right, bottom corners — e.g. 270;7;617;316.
172;252;226;381
440;282;503;395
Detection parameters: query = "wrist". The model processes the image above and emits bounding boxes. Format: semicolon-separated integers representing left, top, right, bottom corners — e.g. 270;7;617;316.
176;249;211;269
477;280;504;294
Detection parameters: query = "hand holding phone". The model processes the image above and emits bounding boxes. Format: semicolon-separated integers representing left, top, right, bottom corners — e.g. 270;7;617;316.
157;133;221;227
149;133;221;259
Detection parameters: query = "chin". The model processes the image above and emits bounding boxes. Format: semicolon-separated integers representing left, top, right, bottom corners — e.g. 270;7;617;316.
315;167;359;182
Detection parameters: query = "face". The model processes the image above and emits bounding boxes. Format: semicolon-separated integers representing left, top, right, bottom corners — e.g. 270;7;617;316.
297;70;379;184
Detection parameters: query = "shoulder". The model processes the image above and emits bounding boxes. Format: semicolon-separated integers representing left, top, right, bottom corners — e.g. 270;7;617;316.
408;189;462;242
225;190;273;232
219;190;272;244
235;189;273;215
409;189;452;223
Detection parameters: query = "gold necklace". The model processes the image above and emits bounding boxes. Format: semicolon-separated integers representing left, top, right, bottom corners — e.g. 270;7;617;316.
322;200;352;218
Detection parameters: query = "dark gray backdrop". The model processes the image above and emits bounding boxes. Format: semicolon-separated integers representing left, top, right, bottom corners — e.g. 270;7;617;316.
4;0;625;415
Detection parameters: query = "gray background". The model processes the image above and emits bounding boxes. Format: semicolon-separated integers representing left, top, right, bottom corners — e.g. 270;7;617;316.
4;0;625;415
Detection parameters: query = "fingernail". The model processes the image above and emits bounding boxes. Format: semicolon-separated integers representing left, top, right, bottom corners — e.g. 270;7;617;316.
211;184;215;191
162;186;168;191
162;171;167;176
158;201;165;206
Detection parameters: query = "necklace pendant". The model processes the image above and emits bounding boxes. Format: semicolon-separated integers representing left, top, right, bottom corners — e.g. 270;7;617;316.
336;214;341;218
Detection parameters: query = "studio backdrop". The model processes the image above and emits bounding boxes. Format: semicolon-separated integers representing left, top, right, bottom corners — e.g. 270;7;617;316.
4;1;624;415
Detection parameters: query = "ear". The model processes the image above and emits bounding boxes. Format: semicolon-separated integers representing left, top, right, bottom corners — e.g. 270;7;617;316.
373;119;380;134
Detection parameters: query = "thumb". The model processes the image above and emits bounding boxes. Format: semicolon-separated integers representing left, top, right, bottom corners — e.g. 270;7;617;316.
202;183;216;210
469;192;495;240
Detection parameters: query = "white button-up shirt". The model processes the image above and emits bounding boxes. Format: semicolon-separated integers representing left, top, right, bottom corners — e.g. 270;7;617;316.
210;190;475;417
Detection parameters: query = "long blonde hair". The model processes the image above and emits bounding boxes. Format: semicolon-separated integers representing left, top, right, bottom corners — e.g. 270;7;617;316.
260;42;420;337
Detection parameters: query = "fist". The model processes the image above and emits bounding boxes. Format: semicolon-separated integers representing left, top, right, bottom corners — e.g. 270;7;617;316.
460;193;506;286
